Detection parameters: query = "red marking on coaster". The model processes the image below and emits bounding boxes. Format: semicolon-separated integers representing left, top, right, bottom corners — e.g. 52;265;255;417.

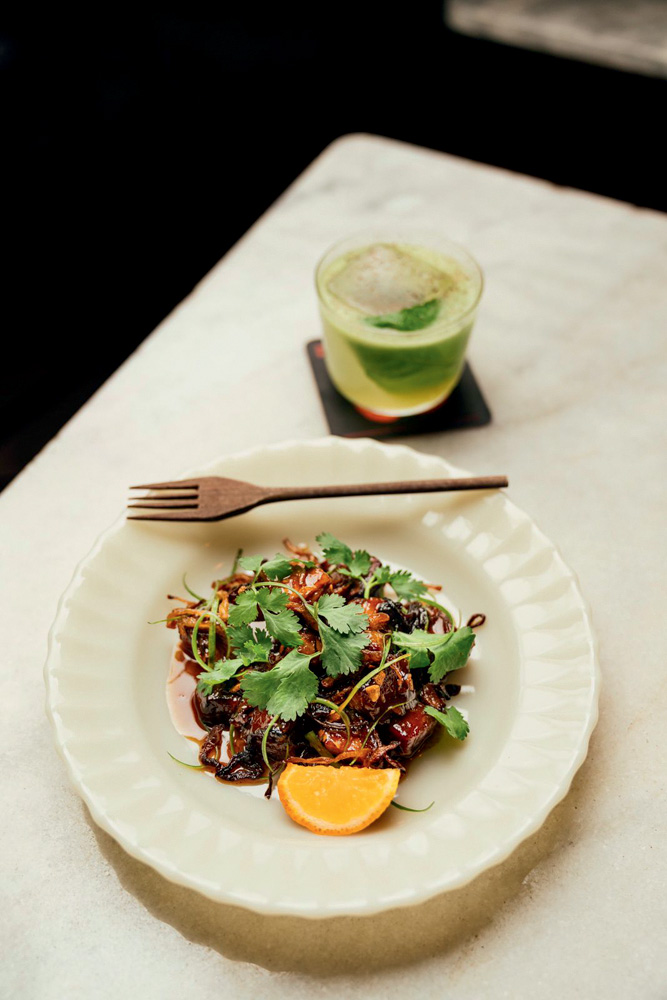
354;396;448;423
353;406;399;423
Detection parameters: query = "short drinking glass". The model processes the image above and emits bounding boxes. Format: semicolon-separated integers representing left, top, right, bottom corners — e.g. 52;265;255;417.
315;230;483;419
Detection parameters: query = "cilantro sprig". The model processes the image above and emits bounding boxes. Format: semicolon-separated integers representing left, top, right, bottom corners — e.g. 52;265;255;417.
364;564;429;601
317;532;372;578
195;618;274;696
391;625;475;683
314;593;370;677
424;704;469;741
228;584;304;647
240;649;319;721
226;564;374;718
316;593;367;634
196;658;244;696
316;531;430;601
238;553;293;581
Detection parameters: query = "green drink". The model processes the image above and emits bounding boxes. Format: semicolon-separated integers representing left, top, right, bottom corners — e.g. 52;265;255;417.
315;232;483;418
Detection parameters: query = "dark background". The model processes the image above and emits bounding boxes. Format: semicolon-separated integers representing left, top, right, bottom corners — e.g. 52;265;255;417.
2;3;665;490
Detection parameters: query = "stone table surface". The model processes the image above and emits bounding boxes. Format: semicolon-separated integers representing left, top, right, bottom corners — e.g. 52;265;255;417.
1;134;666;999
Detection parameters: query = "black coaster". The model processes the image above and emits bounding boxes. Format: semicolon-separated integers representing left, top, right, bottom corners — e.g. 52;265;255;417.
307;340;492;439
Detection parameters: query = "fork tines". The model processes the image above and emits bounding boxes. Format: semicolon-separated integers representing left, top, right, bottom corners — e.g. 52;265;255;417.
127;480;200;517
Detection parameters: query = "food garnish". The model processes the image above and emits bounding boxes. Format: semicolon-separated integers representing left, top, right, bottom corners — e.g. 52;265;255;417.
277;763;400;835
163;533;485;834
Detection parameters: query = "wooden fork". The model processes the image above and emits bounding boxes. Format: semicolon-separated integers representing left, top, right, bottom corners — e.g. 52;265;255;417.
127;474;508;522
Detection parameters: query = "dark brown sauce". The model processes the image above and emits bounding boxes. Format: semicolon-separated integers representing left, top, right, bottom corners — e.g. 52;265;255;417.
166;649;207;741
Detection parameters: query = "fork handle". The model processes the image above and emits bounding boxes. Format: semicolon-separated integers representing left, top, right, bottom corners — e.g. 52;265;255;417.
264;476;508;503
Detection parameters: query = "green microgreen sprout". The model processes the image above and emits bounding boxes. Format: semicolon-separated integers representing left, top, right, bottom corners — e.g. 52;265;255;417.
312;697;352;753
305;731;333;757
338;651;410;714
190;607;229;670
261;714;280;774
207;595;220;668
182;573;206;603
168;751;204;770
390;800;435;813
347;700;409;767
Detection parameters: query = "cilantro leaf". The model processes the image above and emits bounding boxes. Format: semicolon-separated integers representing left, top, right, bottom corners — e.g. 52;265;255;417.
429;627;475;683
228;624;273;666
364;299;440;332
387;569;429;601
316;532;353;567
240;649;318;721
424;704;469;741
260;554;293;580
317;594;368;635
263;608;303;647
402;644;430;671
319;620;369;677
256;587;290;614
238;554;263;575
239;553;292;581
368;565;393;589
365;565;428;599
227;623;255;653
315;592;345;613
347;549;371;576
196;657;244;695
241;632;273;665
228;589;258;626
316;533;373;580
392;626;475;683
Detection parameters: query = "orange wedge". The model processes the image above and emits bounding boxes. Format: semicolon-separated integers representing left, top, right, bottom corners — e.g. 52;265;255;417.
277;763;400;836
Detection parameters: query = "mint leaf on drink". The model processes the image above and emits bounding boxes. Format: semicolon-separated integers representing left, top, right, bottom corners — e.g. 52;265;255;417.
424;704;469;741
319;620;370;677
364;299;440;332
392;626;475;683
317;594;368;635
241;649;319;721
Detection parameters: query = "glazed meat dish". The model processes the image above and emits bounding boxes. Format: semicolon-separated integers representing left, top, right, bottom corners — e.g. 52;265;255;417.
165;534;483;797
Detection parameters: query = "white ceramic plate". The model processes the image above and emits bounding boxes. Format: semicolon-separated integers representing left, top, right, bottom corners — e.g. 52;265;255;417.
45;438;599;917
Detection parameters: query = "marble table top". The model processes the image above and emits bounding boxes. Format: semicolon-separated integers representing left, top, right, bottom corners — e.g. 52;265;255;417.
2;134;666;999
447;0;667;77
